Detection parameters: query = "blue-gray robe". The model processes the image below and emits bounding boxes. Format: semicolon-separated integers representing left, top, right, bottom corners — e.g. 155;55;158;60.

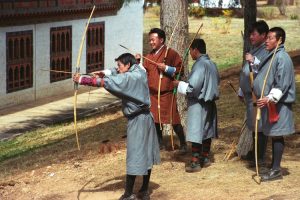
239;43;269;131
103;64;160;175
253;45;296;136
184;55;220;144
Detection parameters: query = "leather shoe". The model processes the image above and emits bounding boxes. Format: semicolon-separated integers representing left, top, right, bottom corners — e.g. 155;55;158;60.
200;157;211;168
185;161;201;173
137;190;150;200
119;194;138;200
261;169;282;182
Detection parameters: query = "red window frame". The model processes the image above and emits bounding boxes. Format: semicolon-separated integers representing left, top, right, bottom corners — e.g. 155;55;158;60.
50;26;72;82
86;22;104;73
6;30;33;93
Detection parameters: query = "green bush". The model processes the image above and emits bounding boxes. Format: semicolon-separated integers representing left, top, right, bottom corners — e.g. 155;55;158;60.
290;14;299;20
189;6;206;18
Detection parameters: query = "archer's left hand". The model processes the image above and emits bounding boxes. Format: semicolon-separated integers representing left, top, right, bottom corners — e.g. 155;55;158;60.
73;73;80;83
157;63;166;72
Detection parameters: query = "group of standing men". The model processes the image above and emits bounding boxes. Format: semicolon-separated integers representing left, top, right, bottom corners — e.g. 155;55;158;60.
239;20;296;182
72;20;296;199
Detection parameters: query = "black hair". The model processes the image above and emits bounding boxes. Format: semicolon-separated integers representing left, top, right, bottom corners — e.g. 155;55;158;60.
190;39;206;54
269;27;286;44
249;20;269;35
148;28;166;43
115;53;137;67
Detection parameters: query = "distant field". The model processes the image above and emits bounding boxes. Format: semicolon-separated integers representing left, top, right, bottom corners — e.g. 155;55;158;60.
144;6;300;70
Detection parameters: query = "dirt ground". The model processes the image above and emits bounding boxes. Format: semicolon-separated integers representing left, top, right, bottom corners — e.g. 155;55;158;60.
1;55;300;200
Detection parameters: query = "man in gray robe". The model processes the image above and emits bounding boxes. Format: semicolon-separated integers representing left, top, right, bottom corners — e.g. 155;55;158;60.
238;20;269;165
73;53;160;200
174;39;219;173
254;27;296;182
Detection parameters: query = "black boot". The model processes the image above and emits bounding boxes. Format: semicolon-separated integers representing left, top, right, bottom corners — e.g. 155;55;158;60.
138;169;151;200
120;175;136;200
173;124;187;153
200;138;212;168
185;143;201;173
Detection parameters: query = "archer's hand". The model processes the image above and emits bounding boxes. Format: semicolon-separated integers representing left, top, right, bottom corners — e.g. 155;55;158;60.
157;63;166;72
91;71;105;78
257;96;269;108
73;73;80;83
245;53;254;63
173;80;179;87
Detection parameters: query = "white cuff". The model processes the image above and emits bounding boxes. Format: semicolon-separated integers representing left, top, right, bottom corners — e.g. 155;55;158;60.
102;69;112;76
253;56;260;66
177;81;188;95
267;88;283;103
165;65;169;72
238;87;244;97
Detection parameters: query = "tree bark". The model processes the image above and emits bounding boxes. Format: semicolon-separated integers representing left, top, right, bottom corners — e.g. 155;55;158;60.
243;0;256;56
235;0;257;157
160;0;189;133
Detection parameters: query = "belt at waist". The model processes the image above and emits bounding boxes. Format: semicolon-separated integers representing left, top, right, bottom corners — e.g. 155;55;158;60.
126;109;150;119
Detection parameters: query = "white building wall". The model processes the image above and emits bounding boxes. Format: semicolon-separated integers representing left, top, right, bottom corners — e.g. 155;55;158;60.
0;1;143;109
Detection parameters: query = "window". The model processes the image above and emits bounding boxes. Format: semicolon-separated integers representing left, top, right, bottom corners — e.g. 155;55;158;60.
86;22;104;73
6;30;33;93
50;26;72;82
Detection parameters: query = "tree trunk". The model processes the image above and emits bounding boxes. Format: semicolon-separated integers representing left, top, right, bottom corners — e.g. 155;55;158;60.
235;0;257;157
160;0;189;134
243;0;256;56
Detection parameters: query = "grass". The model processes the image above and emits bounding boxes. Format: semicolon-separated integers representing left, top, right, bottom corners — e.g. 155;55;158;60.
144;6;300;70
0;110;126;164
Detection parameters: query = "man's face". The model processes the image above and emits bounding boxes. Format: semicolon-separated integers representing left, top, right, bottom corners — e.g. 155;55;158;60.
149;33;164;50
249;30;266;46
265;32;279;51
116;61;130;73
189;47;197;60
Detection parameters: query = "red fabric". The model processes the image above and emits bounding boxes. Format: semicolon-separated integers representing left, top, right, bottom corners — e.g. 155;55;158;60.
191;157;199;162
144;46;183;124
267;102;280;123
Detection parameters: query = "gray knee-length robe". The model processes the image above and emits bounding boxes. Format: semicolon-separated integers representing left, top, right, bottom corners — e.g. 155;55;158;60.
253;45;296;136
102;64;160;175
239;43;269;131
178;55;220;144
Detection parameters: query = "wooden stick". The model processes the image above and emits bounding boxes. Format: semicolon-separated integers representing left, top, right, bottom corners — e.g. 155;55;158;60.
163;17;182;150
40;69;74;74
254;38;281;184
119;44;159;65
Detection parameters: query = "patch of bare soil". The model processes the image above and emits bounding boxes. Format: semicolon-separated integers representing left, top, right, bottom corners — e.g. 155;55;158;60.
1;55;300;200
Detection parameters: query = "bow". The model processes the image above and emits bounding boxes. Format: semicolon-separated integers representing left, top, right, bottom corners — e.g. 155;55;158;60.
157;18;181;150
73;5;96;150
253;38;281;184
